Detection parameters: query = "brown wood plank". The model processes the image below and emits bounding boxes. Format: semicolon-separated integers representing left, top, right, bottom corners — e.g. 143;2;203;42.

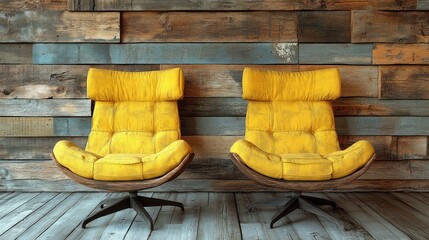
339;136;394;161
374;44;429;65
162;65;377;97
0;137;87;160
0;99;90;117
0;11;119;43
0;65;159;99
299;44;373;64
379;65;429;99
69;0;296;11
0;0;67;10
0;117;54;137
122;12;297;42
397;137;428;160
352;11;429;43
296;0;417;10
298;11;350;42
0;44;32;64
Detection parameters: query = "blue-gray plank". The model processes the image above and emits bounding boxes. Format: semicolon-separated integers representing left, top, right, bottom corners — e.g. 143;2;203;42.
32;43;298;64
418;0;429;9
299;44;373;64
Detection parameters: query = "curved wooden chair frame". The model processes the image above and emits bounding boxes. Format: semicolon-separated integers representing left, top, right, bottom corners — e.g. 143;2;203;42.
230;152;376;228
52;152;194;230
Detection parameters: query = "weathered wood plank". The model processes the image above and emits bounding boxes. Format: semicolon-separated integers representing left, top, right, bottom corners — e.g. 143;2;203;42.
123;12;297;42
333;98;429;116
296;0;417;10
162;65;378;98
0;11;119;43
374;44;429;65
379;65;429;99
0;65;158;99
0;117;54;137
0;99;90;116
299;44;373;64
180;98;247;117
0;44;32;64
418;0;429;9
32;43;299;64
397;137;428;160
0;137;87;160
0;0;67;10
0;193;38;219
298;11;350;42
339;136;394;161
69;0;296;11
352;11;429;43
2;178;429;192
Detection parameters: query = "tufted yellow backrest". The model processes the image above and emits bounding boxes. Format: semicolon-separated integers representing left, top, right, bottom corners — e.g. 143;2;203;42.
85;68;184;156
243;68;341;155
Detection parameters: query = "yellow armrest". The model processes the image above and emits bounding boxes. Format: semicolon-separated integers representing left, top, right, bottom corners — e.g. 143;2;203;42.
53;140;100;178
230;139;282;179
325;140;375;179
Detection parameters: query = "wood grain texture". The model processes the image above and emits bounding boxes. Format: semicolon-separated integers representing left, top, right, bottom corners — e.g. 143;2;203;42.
418;0;429;9
352;11;429;43
339;136;394;161
0;11;119;43
33;43;298;64
397;137;428;160
0;99;90;116
379;65;429;99
0;65;159;99
0;44;31;64
373;44;429;65
299;44;373;64
0;117;54;137
0;137;86;160
68;0;296;11
0;0;67;10
298;11;350;42
296;0;417;10
122;12;297;42
162;65;377;97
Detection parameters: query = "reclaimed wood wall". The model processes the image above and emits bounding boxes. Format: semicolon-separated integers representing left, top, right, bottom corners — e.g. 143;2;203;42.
0;0;429;192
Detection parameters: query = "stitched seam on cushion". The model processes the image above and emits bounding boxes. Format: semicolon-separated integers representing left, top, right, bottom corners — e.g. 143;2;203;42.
153;101;157;153
110;101;116;154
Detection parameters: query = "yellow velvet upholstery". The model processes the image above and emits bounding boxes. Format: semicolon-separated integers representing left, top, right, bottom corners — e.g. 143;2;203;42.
53;68;192;181
230;68;375;180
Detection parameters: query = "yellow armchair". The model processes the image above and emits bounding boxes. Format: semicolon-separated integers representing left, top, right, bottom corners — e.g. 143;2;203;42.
230;68;376;228
52;68;194;230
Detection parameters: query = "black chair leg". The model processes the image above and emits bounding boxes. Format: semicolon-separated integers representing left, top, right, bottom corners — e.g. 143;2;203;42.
82;191;185;230
301;195;336;209
270;197;299;228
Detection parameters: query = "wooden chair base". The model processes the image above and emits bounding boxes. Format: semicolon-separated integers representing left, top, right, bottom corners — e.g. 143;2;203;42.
250;192;342;229
82;191;184;230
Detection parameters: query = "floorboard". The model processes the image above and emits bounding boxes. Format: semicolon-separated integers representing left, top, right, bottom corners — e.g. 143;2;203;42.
0;192;428;240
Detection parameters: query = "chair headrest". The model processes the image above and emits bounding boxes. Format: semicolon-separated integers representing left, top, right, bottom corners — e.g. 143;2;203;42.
242;68;341;101
87;68;184;101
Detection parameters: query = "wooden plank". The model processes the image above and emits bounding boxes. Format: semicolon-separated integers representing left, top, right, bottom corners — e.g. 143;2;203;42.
379;65;429;99
0;65;159;99
0;44;31;64
418;0;429;9
0;117;54;137
296;0;417;10
360;160;429;180
181;117;244;136
0;99;90;116
299;44;373;64
163;65;377;98
69;0;296;11
0;137;87;159
0;11;119;43
397;137;428;160
333;98;429;116
374;44;429;65
325;193;411;240
0;0;67;10
355;193;429;239
298;11;350;42
0;193;58;236
122;12;297;42
352;11;429;43
32;43;299;64
339;136;394;161
180;98;246;117
0;193;70;239
0;193;38;219
392;192;429;217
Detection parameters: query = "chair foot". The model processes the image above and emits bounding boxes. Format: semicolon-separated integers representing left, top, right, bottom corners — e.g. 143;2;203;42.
250;192;343;229
82;191;184;229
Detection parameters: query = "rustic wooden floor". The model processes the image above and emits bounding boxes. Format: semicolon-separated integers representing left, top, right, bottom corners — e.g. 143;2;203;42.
0;192;428;240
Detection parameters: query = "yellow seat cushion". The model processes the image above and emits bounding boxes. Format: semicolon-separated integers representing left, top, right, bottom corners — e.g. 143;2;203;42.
230;68;375;181
281;153;332;181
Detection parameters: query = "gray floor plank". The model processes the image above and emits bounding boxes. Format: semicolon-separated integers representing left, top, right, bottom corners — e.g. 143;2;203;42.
36;192;110;239
0;192;57;236
392;192;429;217
0;192;39;219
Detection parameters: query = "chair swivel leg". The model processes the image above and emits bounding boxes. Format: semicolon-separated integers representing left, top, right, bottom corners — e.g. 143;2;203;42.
299;198;343;228
137;196;184;211
82;197;130;228
270;196;300;228
130;195;154;230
